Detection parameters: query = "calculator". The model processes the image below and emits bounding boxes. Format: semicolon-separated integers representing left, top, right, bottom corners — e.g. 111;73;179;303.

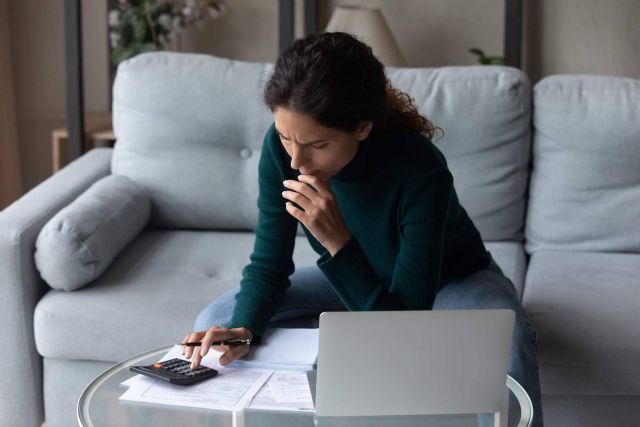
129;358;218;385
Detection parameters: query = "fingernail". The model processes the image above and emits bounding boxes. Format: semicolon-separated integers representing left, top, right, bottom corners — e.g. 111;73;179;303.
200;347;207;357
219;356;227;365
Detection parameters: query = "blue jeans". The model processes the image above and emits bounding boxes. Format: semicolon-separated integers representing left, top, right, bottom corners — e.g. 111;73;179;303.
194;256;543;427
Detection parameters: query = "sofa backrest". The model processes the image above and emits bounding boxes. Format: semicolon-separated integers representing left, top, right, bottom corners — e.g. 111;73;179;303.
526;75;640;253
112;52;274;230
113;52;531;240
389;66;531;241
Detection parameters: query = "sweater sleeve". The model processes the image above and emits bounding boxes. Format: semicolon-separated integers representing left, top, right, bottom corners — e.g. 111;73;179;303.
317;169;453;311
227;125;298;336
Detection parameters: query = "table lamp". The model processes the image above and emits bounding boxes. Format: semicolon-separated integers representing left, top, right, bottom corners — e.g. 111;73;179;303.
325;5;406;67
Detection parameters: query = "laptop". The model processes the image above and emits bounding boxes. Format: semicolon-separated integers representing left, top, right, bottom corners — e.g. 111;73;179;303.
314;309;515;423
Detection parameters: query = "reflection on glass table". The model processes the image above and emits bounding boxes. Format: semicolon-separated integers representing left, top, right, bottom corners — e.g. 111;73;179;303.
78;345;533;427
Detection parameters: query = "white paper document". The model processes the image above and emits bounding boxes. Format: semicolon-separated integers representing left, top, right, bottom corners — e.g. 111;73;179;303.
229;328;319;371
268;371;314;404
119;328;318;413
248;371;314;412
121;367;273;411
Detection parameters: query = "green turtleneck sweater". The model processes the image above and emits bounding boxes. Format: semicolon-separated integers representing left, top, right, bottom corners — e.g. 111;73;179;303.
228;122;490;337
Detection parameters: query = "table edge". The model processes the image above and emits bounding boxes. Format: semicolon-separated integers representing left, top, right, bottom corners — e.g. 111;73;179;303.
77;345;172;427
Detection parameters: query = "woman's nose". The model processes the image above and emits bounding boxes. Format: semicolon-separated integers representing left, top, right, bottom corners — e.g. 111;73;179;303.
290;146;306;170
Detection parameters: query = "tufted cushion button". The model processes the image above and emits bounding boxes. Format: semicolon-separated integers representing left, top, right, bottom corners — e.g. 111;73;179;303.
240;148;252;159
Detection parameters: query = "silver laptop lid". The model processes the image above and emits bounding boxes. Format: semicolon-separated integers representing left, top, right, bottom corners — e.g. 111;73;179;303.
315;309;515;417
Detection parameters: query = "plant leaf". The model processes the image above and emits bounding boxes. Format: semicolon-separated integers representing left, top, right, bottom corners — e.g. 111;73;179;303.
133;15;148;42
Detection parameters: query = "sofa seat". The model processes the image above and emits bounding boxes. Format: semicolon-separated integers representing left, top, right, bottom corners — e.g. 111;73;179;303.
34;226;521;364
34;229;319;362
522;251;640;395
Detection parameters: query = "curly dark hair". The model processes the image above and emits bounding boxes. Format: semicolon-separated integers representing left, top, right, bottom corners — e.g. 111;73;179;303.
263;32;443;140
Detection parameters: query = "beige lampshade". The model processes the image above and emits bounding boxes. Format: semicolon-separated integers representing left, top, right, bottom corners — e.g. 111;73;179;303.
325;6;406;67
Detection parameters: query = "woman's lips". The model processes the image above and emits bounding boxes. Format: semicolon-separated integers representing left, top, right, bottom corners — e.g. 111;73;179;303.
300;169;320;176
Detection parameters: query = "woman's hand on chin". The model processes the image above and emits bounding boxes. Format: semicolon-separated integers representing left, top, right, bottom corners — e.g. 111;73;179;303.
282;174;352;256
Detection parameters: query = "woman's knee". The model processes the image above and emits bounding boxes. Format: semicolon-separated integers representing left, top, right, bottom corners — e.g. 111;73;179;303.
193;287;239;331
279;266;346;311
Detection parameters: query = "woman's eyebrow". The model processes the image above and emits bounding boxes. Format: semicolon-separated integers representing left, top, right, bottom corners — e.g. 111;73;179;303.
275;127;326;144
275;128;288;138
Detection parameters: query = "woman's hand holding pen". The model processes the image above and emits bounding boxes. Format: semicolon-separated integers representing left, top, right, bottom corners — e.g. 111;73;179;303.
282;174;351;257
182;326;253;370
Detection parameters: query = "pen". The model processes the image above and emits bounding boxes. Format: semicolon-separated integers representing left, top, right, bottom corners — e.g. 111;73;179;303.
178;339;251;347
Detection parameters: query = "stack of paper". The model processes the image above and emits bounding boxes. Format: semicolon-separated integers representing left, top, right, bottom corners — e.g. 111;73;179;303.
230;327;319;371
119;328;317;414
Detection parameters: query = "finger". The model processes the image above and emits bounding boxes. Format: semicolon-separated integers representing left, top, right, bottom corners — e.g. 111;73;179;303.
199;327;236;358
219;344;251;366
283;179;319;200
297;174;329;193
190;347;203;369
282;190;311;211
285;201;306;222
184;332;204;359
181;334;189;355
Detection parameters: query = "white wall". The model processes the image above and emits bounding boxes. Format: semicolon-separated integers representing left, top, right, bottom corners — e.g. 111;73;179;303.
7;0;640;194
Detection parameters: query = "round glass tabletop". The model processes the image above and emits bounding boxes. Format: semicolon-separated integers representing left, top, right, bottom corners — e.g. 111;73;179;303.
78;345;533;427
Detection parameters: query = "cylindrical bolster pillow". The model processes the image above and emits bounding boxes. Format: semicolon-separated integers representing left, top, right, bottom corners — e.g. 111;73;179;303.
35;174;151;291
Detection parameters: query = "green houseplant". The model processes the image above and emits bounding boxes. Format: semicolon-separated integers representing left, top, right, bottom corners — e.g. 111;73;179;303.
468;47;504;65
108;0;225;67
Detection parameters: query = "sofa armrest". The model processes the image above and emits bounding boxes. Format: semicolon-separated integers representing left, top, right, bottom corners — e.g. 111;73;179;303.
0;148;112;427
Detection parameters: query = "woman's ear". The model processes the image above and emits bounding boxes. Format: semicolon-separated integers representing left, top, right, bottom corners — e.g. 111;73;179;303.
356;121;374;141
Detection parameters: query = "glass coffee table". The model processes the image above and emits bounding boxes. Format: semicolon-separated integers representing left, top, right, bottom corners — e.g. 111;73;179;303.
78;345;533;427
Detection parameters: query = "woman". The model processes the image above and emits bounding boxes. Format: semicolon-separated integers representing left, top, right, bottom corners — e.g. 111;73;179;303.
182;32;543;425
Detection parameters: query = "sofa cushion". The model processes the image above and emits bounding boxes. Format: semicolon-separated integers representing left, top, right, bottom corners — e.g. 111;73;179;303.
526;75;640;253
34;174;150;291
522;251;640;395
389;66;531;241
34;229;319;362
113;52;531;240
33;228;524;362
112;52;274;230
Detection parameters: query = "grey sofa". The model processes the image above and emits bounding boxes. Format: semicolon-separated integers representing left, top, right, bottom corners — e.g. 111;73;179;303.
1;52;638;427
